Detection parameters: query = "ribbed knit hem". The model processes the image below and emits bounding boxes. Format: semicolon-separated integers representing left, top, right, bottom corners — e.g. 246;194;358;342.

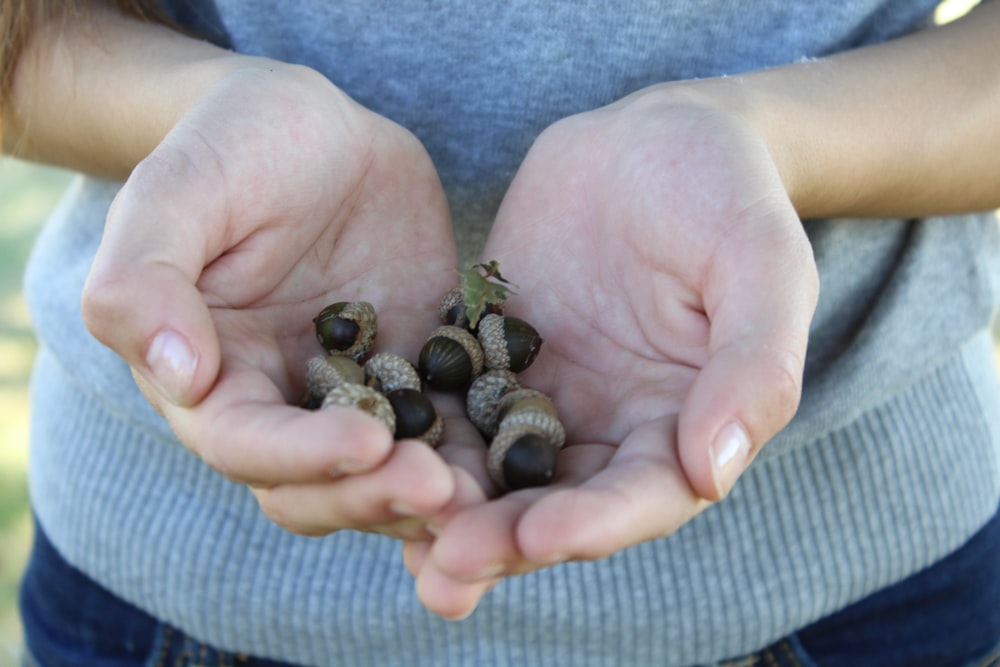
28;331;1000;666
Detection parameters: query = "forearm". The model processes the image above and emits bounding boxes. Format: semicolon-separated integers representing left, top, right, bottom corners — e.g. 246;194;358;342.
668;1;1000;219
1;4;277;179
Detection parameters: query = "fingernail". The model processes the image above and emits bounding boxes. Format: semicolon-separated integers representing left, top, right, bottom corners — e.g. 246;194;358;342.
711;422;751;499
145;329;197;404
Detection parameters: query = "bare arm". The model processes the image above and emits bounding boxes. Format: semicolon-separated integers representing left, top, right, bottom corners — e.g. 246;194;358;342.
707;0;1000;219
1;2;273;179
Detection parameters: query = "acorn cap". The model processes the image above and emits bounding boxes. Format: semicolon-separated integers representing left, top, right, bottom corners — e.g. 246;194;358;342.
320;382;395;434
465;369;521;438
314;301;377;363
418;325;484;392
364;352;422;393
488;424;558;491
386;388;445;447
496;392;565;450
497;388;559;419
302;355;365;409
477;314;543;372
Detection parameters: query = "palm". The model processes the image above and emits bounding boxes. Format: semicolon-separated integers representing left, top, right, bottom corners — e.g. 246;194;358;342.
408;95;819;617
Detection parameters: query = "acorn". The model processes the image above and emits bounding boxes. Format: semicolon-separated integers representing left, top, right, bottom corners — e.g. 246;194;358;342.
418;325;484;392
385;388;445;446
477;314;543;372
465;369;521;438
364;352;422;393
314;301;377;363
320;382;395;434
301;354;366;409
439;287;504;332
438;287;468;328
488;424;559;491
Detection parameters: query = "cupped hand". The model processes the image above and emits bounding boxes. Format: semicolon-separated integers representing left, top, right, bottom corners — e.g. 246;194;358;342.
406;87;820;617
81;63;463;539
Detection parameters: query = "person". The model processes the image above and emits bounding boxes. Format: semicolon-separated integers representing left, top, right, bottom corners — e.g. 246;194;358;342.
3;0;999;664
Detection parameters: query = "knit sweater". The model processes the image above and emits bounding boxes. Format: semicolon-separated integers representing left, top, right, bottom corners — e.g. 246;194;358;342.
24;2;1000;665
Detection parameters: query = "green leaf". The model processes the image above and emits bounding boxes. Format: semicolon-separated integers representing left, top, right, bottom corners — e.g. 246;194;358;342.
460;261;518;328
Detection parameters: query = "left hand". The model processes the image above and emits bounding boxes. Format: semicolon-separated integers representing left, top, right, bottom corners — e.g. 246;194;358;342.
403;86;820;618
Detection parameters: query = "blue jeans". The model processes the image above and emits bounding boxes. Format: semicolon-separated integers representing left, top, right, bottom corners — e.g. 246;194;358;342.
20;504;1000;667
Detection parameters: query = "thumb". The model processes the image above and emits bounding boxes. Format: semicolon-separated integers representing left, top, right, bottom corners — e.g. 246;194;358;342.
678;213;818;502
82;148;222;408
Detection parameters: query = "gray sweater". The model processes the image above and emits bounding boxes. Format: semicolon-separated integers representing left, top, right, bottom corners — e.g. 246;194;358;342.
23;1;1000;664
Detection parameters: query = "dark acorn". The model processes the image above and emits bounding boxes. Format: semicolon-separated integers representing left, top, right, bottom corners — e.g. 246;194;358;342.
418;326;484;392
478;314;543;372
314;302;359;352
502;432;558;490
313;301;377;363
419;337;474;392
386;388;439;441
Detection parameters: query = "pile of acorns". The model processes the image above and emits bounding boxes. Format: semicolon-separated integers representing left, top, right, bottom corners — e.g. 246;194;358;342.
301;262;565;492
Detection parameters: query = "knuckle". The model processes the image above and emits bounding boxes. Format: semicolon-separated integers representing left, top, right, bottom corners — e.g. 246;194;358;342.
80;268;129;345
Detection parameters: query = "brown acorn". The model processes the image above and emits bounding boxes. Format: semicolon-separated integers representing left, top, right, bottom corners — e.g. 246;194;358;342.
385;388;445;446
314;301;377;363
418;325;484;392
320;382;395;434
477;314;543;372
488;388;565;490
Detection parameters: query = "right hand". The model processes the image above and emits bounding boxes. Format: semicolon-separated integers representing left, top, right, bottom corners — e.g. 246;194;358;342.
82;63;465;540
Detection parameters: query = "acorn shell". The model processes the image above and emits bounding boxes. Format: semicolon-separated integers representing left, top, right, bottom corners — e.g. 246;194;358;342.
314;301;377;363
418;325;484;392
477;314;543;372
465;369;521;438
320;382;395;434
386;388;445;447
364;352;421;393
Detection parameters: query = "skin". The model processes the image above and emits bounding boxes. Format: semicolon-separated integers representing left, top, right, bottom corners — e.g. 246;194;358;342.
4;0;999;620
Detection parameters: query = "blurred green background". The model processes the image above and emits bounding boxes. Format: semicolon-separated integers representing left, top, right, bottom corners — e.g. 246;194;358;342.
0;157;72;664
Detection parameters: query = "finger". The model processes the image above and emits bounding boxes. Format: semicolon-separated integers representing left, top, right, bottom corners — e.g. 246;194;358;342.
679;207;819;501
251;438;454;534
424;442;614;581
162;362;394;485
82;144;225;407
516;419;708;563
415;562;500;621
